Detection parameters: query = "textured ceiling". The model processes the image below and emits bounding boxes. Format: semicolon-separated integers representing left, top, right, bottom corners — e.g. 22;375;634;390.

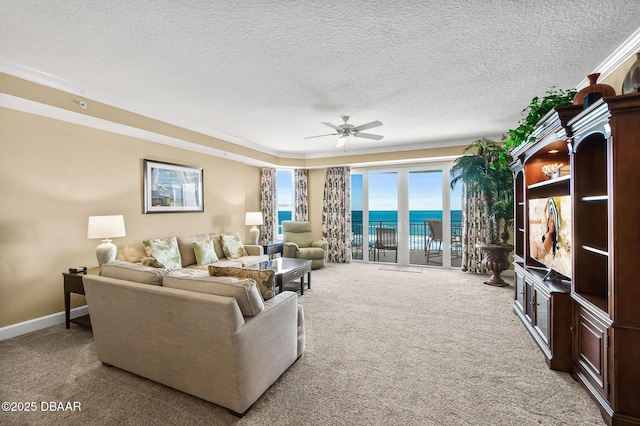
2;1;640;159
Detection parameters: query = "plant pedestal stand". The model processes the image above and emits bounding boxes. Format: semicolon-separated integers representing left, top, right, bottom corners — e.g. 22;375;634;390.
476;244;514;287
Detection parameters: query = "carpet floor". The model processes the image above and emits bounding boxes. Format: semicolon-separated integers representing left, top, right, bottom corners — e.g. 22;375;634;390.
0;262;605;425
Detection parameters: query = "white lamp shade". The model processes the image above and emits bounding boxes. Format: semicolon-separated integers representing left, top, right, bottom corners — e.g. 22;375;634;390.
245;212;264;226
87;215;126;267
87;215;126;239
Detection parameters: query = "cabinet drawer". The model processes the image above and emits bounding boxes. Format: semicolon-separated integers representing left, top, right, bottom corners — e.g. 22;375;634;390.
282;267;305;282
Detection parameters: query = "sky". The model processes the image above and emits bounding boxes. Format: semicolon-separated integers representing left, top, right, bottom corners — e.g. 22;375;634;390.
277;169;462;212
351;171;462;211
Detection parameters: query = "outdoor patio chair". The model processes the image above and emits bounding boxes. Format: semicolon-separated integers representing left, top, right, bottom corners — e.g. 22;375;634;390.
374;227;397;262
425;219;443;263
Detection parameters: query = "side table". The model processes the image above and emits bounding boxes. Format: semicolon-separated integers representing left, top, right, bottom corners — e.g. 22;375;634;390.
260;240;284;259
62;267;99;329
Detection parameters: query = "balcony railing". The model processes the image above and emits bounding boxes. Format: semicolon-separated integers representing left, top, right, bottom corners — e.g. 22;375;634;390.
351;220;462;265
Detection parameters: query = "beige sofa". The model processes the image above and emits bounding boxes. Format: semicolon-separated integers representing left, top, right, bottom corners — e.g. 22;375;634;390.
117;233;269;269
84;261;305;416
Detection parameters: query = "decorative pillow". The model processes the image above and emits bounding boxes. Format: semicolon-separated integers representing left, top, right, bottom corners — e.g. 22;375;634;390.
209;265;275;300
193;239;219;265
220;233;248;259
143;237;182;271
141;256;163;268
177;234;210;267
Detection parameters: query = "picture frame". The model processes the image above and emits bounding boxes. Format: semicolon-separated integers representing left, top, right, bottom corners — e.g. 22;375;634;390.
143;159;203;214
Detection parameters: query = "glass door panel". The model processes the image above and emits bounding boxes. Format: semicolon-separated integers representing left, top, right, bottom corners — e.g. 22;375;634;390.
351;173;364;260
450;182;463;267
369;172;398;263
409;171;443;266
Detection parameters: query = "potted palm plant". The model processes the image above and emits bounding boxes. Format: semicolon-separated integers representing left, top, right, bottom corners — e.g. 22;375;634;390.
450;138;514;286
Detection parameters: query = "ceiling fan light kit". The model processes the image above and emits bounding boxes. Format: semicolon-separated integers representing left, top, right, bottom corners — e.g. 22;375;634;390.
305;116;384;147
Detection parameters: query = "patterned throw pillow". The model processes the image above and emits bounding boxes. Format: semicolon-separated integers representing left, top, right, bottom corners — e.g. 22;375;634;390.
209;266;275;300
220;233;248;259
193;239;219;265
143;237;182;271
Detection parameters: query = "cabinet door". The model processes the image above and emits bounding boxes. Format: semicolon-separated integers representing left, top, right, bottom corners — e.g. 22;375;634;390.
574;305;609;399
515;272;525;312
533;288;550;345
525;279;534;321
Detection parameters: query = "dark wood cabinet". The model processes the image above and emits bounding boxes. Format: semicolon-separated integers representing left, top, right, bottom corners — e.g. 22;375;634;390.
510;94;640;425
567;94;640;425
510;105;579;375
513;263;572;372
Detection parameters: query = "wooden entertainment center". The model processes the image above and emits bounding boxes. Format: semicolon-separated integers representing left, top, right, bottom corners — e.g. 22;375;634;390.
509;93;640;426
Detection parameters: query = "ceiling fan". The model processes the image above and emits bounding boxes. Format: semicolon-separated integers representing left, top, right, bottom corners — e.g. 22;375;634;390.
305;116;383;147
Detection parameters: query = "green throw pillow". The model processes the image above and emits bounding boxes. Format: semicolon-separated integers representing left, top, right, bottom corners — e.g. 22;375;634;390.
220;233;248;259
193;239;219;265
209;265;275;300
143;237;182;271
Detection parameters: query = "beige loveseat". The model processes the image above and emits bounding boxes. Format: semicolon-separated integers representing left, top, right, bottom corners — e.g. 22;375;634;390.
117;233;269;269
84;261;305;416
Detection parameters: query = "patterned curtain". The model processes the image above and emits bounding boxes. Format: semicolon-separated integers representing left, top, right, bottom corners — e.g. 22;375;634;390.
294;169;308;221
322;167;352;263
461;184;489;273
260;168;277;242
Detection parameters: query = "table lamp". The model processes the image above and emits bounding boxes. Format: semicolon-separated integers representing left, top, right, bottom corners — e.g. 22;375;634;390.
245;212;264;245
87;215;126;266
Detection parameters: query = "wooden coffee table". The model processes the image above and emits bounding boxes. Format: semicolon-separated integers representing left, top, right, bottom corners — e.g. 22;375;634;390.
259;257;312;295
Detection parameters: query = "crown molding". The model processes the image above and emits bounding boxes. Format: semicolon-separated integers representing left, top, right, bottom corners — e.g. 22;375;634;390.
0;59;284;158
576;26;640;89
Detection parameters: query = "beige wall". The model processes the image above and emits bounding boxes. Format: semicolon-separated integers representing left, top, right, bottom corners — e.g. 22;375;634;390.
0;107;262;328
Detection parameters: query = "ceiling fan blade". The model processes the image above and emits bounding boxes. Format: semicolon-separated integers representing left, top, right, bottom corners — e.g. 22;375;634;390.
353;120;383;132
304;133;337;139
354;132;384;141
322;122;342;131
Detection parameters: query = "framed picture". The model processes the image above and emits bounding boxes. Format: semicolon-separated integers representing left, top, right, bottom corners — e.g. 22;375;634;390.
143;159;204;213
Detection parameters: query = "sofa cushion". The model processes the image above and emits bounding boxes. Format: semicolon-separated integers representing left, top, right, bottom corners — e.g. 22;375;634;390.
143;237;182;271
209;234;227;260
100;260;166;286
176;234;211;267
220;233;248;259
209;266;275;300
118;242;147;263
163;270;264;316
235;255;270;267
192;239;219;266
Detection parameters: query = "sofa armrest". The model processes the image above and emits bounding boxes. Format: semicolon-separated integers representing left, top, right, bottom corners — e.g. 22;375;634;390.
312;240;329;252
243;244;263;256
232;291;300;409
283;242;299;258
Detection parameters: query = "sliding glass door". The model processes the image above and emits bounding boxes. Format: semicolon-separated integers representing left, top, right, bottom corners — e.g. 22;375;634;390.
369;171;398;263
351;164;461;268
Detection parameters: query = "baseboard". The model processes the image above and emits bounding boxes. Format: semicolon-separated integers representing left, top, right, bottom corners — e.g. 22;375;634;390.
0;305;89;341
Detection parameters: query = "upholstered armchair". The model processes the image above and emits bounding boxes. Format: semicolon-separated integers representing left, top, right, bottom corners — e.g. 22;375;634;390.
282;221;328;269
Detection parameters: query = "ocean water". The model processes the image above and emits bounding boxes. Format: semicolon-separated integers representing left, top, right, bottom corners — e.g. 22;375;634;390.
353;210;462;225
277;210;462;235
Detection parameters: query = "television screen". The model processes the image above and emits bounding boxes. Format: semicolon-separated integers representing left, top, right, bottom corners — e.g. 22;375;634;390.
529;196;572;279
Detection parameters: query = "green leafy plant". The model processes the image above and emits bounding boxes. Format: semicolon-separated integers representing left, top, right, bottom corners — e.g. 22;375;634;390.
450;138;514;245
499;87;576;167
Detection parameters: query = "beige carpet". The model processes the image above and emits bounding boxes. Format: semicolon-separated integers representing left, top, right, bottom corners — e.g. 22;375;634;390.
0;263;604;425
378;265;423;273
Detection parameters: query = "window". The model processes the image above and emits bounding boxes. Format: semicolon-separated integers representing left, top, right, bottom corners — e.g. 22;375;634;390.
276;169;294;237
